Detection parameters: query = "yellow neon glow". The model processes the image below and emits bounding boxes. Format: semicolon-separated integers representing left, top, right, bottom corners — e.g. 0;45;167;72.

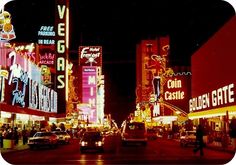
65;5;69;102
188;105;236;119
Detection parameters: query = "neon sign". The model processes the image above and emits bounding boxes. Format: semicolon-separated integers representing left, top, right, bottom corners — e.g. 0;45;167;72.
13;43;36;63
79;46;102;66
164;78;185;100
0;9;16;41
29;79;57;112
38;26;55;44
0;69;8;102
56;1;67;89
189;83;235;112
82;66;97;122
8;51;28;107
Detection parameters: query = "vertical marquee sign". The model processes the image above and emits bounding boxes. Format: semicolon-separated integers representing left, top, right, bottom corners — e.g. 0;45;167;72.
82;66;97;123
55;0;69;113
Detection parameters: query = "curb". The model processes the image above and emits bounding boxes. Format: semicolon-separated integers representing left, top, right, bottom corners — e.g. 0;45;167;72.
0;145;29;154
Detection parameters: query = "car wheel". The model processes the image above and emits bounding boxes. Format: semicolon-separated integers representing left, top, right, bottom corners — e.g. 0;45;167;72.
122;141;127;146
99;148;104;153
142;142;147;146
80;148;85;153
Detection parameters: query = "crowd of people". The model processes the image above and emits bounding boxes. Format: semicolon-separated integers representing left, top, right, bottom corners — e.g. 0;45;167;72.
0;124;39;148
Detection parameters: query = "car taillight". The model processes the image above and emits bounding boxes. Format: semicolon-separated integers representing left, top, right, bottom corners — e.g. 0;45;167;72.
96;141;103;146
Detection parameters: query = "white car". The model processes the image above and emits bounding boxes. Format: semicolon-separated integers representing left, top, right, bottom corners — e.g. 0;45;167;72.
120;121;147;146
27;132;59;149
52;131;71;144
180;131;196;147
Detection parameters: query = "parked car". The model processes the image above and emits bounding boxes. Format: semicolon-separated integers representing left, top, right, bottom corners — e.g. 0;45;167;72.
52;131;71;144
79;131;104;153
27;132;59;149
180;130;196;147
120;120;147;146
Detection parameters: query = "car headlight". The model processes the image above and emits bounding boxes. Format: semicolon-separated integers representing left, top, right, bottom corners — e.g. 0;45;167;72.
81;141;88;146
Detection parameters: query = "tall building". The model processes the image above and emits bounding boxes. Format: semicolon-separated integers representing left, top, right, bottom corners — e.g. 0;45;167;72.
135;37;191;126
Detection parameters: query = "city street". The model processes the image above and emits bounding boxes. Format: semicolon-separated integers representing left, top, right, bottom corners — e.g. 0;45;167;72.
1;137;235;165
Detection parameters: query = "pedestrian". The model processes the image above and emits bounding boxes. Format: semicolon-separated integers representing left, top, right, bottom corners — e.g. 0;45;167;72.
22;128;28;145
13;127;19;145
229;116;236;150
30;127;37;137
0;128;3;148
193;124;204;156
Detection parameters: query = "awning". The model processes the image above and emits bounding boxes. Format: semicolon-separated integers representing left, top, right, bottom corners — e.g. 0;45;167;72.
188;105;236;120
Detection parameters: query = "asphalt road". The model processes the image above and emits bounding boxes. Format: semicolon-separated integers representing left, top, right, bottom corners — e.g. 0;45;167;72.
1;137;235;165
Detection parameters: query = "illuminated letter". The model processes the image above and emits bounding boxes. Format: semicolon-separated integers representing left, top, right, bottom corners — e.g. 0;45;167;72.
88;76;96;85
90;87;94;96
57;40;65;53
57;57;65;71
57;5;66;19
217;88;223;105
212;90;217;107
222;86;228;104
58;23;65;36
57;75;65;88
89;98;96;106
229;83;234;103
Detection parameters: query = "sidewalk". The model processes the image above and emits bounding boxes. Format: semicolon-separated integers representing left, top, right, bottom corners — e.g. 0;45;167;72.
0;140;29;154
206;142;236;154
173;138;236;154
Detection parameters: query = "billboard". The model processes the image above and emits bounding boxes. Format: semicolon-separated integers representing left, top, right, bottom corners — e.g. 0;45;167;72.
82;66;97;123
0;47;57;112
79;46;102;66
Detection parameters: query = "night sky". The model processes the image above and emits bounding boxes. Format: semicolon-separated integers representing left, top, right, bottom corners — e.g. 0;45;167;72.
5;0;235;125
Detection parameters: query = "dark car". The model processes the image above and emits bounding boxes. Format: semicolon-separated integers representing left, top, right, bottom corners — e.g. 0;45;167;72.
52;131;71;144
79;131;104;153
180;131;196;147
27;132;59;149
147;128;158;140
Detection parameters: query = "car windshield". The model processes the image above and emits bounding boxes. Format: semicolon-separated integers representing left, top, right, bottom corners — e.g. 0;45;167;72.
126;123;145;131
83;132;102;140
53;131;67;135
34;132;52;137
60;132;68;135
147;129;156;133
